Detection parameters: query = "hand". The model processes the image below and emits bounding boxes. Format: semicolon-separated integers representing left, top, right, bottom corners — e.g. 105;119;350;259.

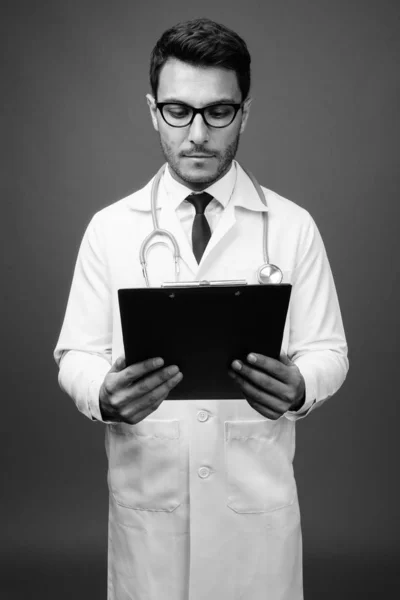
228;353;306;420
99;356;183;424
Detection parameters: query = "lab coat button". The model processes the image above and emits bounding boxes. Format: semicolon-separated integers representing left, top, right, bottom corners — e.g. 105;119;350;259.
197;410;209;422
198;467;210;479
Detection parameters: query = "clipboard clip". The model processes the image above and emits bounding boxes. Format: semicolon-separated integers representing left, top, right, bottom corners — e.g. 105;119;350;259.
161;279;248;288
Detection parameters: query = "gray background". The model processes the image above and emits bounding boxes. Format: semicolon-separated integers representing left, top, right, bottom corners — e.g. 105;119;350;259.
2;0;399;598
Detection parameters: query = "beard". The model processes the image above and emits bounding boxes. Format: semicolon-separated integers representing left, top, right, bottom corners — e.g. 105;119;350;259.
158;135;240;188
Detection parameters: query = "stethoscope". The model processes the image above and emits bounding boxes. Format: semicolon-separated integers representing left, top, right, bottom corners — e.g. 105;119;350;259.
139;163;283;287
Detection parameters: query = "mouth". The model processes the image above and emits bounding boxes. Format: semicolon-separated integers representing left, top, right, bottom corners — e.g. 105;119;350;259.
183;154;214;159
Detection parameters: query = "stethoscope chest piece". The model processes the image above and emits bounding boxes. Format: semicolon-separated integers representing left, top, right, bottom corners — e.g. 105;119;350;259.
257;263;283;285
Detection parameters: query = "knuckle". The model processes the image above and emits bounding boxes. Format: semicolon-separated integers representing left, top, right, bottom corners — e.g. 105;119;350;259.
163;367;175;381
239;363;249;375
147;390;160;404
158;368;171;382
145;357;158;371
122;405;143;425
164;366;179;379
137;378;152;395
124;414;137;425
285;389;296;404
103;378;115;397
108;395;120;409
128;415;141;425
167;374;181;388
248;385;262;403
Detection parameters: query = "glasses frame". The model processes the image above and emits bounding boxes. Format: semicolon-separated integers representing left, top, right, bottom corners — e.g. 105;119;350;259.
156;102;243;129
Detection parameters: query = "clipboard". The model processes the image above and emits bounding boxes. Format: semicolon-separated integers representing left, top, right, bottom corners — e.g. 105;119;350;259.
118;282;292;400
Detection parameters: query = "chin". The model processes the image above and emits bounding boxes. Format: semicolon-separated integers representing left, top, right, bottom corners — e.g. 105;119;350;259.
179;164;217;185
185;171;215;184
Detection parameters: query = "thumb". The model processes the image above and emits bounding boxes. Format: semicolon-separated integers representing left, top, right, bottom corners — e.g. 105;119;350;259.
279;352;294;367
109;355;126;373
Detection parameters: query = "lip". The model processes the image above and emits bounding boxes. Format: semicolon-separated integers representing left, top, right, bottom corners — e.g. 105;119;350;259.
184;155;214;159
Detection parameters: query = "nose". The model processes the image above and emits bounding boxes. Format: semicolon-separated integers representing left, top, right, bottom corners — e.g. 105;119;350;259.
188;113;209;145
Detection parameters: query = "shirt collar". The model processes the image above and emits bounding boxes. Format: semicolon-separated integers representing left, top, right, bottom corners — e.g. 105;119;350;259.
124;160;268;213
161;161;237;211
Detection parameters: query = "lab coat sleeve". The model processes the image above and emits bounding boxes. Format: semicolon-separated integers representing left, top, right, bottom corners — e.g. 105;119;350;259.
53;213;113;422
285;214;349;421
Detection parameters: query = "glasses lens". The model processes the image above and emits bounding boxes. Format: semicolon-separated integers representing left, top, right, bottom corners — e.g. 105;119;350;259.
204;105;236;127
162;104;192;127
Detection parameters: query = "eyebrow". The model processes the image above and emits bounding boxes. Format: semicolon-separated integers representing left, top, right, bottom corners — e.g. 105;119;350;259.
158;97;239;106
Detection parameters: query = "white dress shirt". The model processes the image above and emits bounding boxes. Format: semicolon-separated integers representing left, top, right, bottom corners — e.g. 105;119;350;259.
162;162;237;245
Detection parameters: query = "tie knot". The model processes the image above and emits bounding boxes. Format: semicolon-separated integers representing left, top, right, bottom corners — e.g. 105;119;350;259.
185;191;213;215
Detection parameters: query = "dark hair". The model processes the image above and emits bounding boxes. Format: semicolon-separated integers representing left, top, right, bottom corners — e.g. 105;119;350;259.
150;18;251;101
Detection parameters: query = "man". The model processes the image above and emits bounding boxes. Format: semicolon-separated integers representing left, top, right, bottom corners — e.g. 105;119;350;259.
54;18;348;600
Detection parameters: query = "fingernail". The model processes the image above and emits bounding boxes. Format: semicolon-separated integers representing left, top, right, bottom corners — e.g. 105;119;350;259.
232;360;242;371
154;358;164;367
247;353;257;364
168;365;179;376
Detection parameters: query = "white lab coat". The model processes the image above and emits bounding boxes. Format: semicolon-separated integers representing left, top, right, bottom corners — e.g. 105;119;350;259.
54;161;348;600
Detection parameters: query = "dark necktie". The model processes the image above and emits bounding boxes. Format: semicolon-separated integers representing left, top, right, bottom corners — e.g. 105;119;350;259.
185;192;213;263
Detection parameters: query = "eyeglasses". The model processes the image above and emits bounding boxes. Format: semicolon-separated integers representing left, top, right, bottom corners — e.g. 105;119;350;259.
156;102;243;129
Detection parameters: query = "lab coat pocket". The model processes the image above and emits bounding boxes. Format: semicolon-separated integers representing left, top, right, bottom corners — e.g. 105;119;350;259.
108;419;181;512
225;420;296;514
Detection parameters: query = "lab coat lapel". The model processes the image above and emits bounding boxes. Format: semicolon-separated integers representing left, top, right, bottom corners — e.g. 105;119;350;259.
198;200;237;273
199;163;269;275
158;203;199;276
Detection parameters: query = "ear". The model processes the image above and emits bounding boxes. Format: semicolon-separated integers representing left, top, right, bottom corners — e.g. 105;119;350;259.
239;96;253;134
146;93;159;132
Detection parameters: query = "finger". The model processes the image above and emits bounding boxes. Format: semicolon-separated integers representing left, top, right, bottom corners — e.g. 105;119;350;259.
279;352;294;367
107;364;178;414
125;398;165;425
247;400;282;421
137;370;183;407
246;353;290;383
129;365;180;399
121;357;165;386
123;371;183;424
109;355;127;373
228;370;288;415
231;360;286;399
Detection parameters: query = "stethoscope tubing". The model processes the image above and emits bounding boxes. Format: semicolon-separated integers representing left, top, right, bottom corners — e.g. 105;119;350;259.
140;163;282;285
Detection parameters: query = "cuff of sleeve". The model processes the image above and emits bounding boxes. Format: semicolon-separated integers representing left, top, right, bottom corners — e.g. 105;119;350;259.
87;376;114;424
285;397;316;421
57;350;115;423
285;357;318;421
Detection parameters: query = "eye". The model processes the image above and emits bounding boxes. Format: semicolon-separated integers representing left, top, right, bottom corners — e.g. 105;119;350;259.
164;104;190;119
206;105;233;119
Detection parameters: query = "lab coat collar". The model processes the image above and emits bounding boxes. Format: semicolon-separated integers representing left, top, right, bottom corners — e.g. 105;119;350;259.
124;161;269;214
231;162;268;213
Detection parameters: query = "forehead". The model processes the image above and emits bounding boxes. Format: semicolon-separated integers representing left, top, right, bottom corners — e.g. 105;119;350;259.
157;58;241;105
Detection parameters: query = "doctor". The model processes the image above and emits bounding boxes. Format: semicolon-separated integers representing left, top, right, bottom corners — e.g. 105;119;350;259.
54;17;348;600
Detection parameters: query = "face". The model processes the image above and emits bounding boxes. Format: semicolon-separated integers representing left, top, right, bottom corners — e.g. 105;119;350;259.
146;58;252;191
